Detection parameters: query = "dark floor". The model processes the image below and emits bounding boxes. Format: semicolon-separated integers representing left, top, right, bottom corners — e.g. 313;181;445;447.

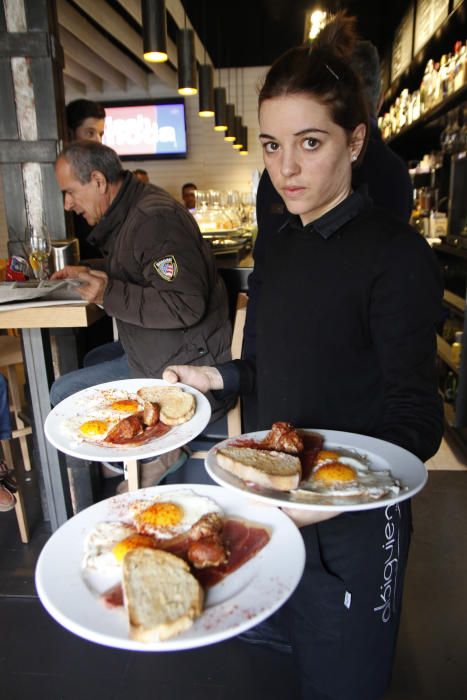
1;454;466;700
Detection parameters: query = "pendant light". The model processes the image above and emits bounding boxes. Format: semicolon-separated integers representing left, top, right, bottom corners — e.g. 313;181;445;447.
213;86;227;131
142;0;168;63
177;24;197;96
224;103;236;141
239;126;248;155
198;65;214;117
232;115;243;149
198;2;214;117
224;68;236;141
239;69;248;154
232;71;243;149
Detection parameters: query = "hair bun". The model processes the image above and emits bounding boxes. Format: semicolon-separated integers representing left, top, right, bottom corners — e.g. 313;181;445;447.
312;12;358;62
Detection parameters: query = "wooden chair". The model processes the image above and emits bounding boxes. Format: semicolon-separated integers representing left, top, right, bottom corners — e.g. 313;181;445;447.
0;335;32;542
123;292;248;490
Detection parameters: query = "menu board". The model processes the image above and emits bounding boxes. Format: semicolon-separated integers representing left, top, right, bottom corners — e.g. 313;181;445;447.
414;0;449;55
391;5;414;82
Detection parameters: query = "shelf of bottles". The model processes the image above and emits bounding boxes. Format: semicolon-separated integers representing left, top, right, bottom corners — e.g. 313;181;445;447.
380;39;467;142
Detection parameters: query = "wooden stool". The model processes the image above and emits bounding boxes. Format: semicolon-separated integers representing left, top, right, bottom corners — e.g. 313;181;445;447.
0;335;32;543
0;335;33;471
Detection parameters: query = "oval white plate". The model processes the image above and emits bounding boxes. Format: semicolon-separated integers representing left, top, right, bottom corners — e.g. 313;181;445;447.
44;378;211;462
35;484;305;651
205;429;428;512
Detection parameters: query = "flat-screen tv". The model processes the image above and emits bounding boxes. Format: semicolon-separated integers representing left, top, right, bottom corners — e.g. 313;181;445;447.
101;98;187;160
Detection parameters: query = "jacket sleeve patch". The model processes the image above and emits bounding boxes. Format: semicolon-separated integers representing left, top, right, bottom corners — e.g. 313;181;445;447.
153;255;178;281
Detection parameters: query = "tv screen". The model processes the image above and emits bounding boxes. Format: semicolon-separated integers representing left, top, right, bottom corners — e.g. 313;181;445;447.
101;98;187;160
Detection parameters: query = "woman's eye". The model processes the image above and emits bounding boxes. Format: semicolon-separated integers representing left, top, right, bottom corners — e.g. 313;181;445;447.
303;137;319;150
263;142;279;154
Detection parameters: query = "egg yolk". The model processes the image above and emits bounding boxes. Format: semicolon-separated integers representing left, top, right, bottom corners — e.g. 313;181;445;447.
112;534;157;561
314;462;357;484
135;502;184;529
79;420;109;436
315;450;340;464
110;399;140;412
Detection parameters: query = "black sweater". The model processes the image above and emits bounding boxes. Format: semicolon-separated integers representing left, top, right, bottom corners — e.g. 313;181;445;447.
219;190;443;462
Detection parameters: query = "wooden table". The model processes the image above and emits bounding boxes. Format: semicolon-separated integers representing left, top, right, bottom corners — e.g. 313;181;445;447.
0;301;103;530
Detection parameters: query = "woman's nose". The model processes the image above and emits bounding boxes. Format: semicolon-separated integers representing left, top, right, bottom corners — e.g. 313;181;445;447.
280;150;300;177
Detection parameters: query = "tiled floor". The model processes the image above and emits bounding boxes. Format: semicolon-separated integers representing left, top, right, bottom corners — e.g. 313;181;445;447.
1;432;466;700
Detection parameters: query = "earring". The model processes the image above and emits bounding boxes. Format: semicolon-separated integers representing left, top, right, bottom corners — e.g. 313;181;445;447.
351;154;357;162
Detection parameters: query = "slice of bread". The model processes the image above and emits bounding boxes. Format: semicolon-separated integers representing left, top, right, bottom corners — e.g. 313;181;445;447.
216;447;301;491
122;548;204;643
137;386;196;426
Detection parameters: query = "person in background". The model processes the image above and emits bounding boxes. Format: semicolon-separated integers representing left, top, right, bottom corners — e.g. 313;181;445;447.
66;99;106;143
66;99;106;262
181;182;197;210
163;14;443;699
0;374;17;513
51;142;232;489
133;169;149;184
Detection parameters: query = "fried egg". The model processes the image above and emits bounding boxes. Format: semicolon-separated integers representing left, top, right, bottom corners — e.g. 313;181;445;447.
60;389;143;445
129;489;223;540
82;521;137;573
299;456;400;501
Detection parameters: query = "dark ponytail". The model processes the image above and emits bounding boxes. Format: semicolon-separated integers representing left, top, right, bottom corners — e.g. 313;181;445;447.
258;13;369;162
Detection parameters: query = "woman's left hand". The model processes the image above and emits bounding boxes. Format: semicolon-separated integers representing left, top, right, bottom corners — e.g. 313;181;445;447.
281;507;342;528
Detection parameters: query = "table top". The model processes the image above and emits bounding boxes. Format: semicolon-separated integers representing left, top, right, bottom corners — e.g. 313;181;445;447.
0;302;104;329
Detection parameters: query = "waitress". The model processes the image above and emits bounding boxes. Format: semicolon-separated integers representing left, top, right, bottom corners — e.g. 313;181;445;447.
164;13;443;700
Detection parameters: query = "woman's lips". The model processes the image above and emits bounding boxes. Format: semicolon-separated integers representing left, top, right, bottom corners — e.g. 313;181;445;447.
283;186;305;198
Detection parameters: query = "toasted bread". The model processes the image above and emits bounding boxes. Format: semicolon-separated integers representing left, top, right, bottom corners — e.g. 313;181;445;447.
136;386;196;426
216;447;301;491
122;548;204;642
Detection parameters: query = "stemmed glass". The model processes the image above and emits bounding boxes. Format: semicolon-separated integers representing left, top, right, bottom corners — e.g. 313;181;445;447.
26;225;52;281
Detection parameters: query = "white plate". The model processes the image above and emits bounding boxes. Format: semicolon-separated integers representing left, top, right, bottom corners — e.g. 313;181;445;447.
35;484;305;651
44;379;211;462
205;429;428;512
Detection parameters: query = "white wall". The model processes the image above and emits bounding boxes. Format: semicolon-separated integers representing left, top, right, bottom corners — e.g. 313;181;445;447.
67;66;268;202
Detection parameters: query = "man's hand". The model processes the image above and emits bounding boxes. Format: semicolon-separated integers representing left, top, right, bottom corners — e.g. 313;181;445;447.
73;269;108;305
281;507;342;528
163;365;224;394
51;265;91;280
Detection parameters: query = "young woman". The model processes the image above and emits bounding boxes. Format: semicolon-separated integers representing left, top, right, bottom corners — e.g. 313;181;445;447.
164;15;443;700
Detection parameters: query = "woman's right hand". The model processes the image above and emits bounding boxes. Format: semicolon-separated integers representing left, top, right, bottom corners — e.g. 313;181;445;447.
162;365;224;394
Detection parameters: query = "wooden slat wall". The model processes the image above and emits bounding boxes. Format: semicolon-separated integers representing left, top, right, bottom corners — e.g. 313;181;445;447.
67;66;267;201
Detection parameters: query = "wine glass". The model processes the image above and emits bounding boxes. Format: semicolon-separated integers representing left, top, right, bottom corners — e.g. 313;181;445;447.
26;225;52;281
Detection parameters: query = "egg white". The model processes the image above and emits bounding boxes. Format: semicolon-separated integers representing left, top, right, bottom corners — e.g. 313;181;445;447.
129;488;223;540
82;521;136;574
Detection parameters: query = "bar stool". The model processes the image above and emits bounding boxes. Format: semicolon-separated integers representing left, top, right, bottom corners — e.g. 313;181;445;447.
0;335;32;542
0;335;33;470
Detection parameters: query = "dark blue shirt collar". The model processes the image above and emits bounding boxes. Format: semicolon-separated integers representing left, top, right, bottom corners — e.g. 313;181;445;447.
279;187;371;240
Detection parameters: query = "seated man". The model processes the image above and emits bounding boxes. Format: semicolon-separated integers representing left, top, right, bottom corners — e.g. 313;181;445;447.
51;142;232;487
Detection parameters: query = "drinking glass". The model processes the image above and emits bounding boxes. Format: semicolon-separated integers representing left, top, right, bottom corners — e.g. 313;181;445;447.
26;225;52;280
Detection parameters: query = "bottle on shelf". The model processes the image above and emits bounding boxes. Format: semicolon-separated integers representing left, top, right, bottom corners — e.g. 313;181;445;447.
452;331;463;365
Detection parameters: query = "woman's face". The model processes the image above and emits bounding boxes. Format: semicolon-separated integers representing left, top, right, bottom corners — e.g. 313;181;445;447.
259;94;365;225
73;117;105;143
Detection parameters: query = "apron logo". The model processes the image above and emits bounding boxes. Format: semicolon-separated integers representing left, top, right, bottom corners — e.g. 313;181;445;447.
154;255;178;281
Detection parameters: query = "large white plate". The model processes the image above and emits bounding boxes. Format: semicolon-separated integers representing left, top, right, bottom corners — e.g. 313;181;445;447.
35;484;305;651
44;378;211;462
205;429;428;512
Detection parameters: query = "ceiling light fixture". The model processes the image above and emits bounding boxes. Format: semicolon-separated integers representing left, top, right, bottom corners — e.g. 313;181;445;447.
177;22;197;96
142;0;168;63
232;115;243;149
306;9;329;41
213;86;227;130
224;103;236;141
239;126;248;155
198;64;214;116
